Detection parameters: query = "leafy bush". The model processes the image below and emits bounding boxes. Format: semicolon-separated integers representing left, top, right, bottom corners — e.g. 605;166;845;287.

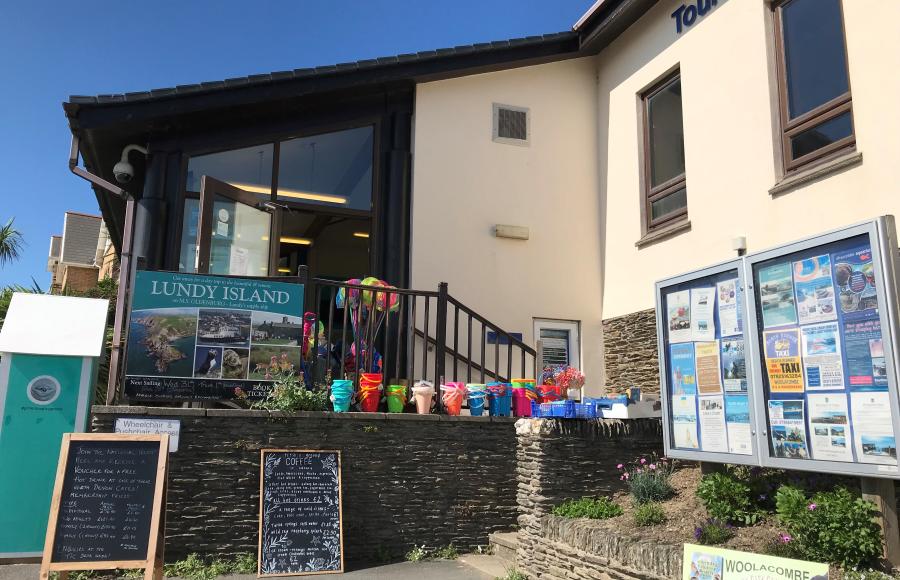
696;471;762;525
162;553;257;580
552;497;623;520
617;455;675;504
433;544;459;560
765;533;805;560
406;545;428;562
633;502;667;526
239;361;327;412
774;486;882;569
694;518;734;545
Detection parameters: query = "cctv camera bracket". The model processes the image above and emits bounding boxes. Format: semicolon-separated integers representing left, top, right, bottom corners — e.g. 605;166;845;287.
68;135;130;200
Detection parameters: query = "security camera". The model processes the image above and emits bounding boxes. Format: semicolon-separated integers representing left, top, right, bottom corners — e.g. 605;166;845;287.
114;144;148;184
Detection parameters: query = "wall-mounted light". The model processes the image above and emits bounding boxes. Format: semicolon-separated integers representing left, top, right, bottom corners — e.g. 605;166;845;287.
732;236;747;257
353;232;370;239
280;236;313;245
277;267;291;273
229;182;347;205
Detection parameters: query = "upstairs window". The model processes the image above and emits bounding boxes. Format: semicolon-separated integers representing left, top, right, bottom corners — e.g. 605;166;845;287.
642;71;687;232
774;0;854;171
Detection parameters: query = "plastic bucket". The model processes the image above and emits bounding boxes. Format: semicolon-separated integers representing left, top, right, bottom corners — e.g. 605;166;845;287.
537;384;562;404
487;382;512;417
412;380;435;415
330;379;354;413
386;383;407;413
441;382;466;416
466;384;487;416
359;373;383;412
512;388;533;417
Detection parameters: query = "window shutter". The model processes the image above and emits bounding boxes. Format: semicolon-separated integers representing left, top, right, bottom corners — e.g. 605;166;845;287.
539;328;570;367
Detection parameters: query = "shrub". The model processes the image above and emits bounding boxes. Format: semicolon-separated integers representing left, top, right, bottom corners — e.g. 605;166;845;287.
241;361;327;412
694;518;734;545
774;486;882;569
765;533;805;560
618;455;675;504
696;471;762;525
634;502;667;526
552;497;623;520
406;545;428;562
433;544;459;560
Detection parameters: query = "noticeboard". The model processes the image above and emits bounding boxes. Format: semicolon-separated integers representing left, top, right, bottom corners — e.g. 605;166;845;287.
258;449;344;577
123;271;304;402
656;258;760;465
657;216;900;479
39;433;168;580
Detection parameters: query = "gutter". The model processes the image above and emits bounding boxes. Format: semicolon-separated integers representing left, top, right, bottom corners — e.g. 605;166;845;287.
68;134;127;200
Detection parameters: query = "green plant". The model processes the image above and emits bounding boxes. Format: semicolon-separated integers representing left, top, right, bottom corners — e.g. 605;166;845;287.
765;533;805;560
0;218;25;267
633;502;667;526
231;552;257;574
433;544;459;560
163;553;258;580
552;497;623;520
243;359;327;412
694;518;735;545
495;569;529;580
406;544;428;562
617;455;675;504
363;424;379;433
696;471;762;525
775;486;882;569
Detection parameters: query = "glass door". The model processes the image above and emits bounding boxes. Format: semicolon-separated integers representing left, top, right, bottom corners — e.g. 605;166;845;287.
197;176;273;275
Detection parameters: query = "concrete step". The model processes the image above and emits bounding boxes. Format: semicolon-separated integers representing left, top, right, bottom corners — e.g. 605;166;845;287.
489;531;519;566
458;553;513;579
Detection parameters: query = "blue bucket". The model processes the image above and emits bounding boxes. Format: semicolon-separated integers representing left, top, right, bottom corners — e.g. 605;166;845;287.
487;382;512;417
466;384;487;417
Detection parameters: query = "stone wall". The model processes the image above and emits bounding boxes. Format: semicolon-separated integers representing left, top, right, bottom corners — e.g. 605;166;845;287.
515;418;668;579
92;406;518;563
602;309;660;394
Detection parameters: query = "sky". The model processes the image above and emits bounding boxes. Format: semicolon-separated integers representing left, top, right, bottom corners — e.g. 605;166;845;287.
0;0;591;289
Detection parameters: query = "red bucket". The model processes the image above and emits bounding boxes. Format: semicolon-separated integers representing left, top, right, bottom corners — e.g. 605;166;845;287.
537;384;562;404
512;388;533;417
359;373;383;412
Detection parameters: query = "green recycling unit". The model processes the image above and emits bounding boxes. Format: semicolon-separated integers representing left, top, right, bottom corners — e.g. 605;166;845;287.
656;216;900;478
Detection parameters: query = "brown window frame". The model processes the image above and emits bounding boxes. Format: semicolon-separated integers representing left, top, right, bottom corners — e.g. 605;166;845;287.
641;70;687;233
773;0;855;173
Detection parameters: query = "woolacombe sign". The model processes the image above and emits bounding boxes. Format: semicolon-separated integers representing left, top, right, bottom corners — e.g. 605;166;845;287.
123;271;304;402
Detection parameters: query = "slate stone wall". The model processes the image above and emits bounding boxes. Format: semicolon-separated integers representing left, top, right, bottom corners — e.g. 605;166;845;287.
602;308;660;394
515;418;669;579
91;406;518;563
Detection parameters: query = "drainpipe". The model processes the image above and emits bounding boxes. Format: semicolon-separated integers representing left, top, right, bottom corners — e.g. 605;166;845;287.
68;135;127;200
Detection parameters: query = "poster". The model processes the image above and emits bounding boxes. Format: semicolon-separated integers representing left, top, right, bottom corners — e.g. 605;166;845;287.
850;392;898;466
670;343;698;396
123;271;305;401
792;254;836;325
764;329;804;393
673;395;700;449
695;341;723;394
844;318;888;390
720;339;747;393
800;322;844;390
699;396;728;453
690;287;716;342
228;246;250;276
724;395;752;455
833;245;878;320
716;278;741;337
667;290;692;343
806;394;853;462
768;400;809;459
759;262;798;328
682;544;828;580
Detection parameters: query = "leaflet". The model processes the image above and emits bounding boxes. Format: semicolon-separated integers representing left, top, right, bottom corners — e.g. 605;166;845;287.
759;262;798;328
670;343;697;396
832;245;878;321
724;395;752;455
844;318;888;391
807;394;853;462
800;322;844;390
699;396;728;453
720;339;747;393
764;329;804;393
673;395;700;449
667;290;692;343
850;392;897;466
695;341;723;395
768;400;809;459
691;287;716;342
793;254;837;325
716;278;741;337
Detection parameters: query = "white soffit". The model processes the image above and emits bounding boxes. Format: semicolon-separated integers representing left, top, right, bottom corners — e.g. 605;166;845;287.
573;0;610;31
0;293;109;357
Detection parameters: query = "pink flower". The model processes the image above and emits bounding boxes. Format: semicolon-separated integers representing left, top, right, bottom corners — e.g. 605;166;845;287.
807;503;817;511
779;533;793;544
617;464;624;470
649;464;657;470
640;458;647;464
623;473;630;480
620;475;625;481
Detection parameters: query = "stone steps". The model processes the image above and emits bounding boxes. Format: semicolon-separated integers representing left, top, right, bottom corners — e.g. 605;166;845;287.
489;531;519;567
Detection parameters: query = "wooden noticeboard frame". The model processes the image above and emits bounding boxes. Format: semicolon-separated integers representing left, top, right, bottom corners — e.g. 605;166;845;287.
39;433;169;580
258;449;344;577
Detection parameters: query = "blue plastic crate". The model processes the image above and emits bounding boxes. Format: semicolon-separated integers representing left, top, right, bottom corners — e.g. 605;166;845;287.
575;403;599;419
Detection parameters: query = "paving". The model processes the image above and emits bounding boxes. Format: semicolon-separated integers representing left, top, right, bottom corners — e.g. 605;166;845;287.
0;559;499;579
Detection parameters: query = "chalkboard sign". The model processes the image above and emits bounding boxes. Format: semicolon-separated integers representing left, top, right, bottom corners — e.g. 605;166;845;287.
258;449;344;576
40;433;168;580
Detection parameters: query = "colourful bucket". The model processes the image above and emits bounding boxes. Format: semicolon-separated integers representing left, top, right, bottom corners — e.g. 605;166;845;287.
466;384;487;417
412;380;435;415
512;388;533;417
330;379;354;413
386;383;407;413
487;382;512;417
359;372;383;412
441;382;466;416
537;384;563;403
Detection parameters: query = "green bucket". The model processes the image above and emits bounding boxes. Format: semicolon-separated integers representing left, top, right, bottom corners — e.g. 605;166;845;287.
386;384;407;413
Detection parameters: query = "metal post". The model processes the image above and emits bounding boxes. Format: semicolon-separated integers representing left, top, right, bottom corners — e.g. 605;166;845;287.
106;197;136;405
434;282;449;413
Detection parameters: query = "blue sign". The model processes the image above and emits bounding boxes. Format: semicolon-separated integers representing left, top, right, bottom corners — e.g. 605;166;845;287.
672;0;719;34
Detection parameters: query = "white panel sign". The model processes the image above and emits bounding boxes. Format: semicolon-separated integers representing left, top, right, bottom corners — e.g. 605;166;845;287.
115;418;181;452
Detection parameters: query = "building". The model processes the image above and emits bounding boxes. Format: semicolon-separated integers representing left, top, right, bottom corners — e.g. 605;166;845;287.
47;211;117;293
63;0;900;396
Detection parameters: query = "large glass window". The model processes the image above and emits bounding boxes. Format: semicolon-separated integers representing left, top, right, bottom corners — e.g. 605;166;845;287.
642;71;687;232
186;143;274;196
277;126;374;211
775;0;854;170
